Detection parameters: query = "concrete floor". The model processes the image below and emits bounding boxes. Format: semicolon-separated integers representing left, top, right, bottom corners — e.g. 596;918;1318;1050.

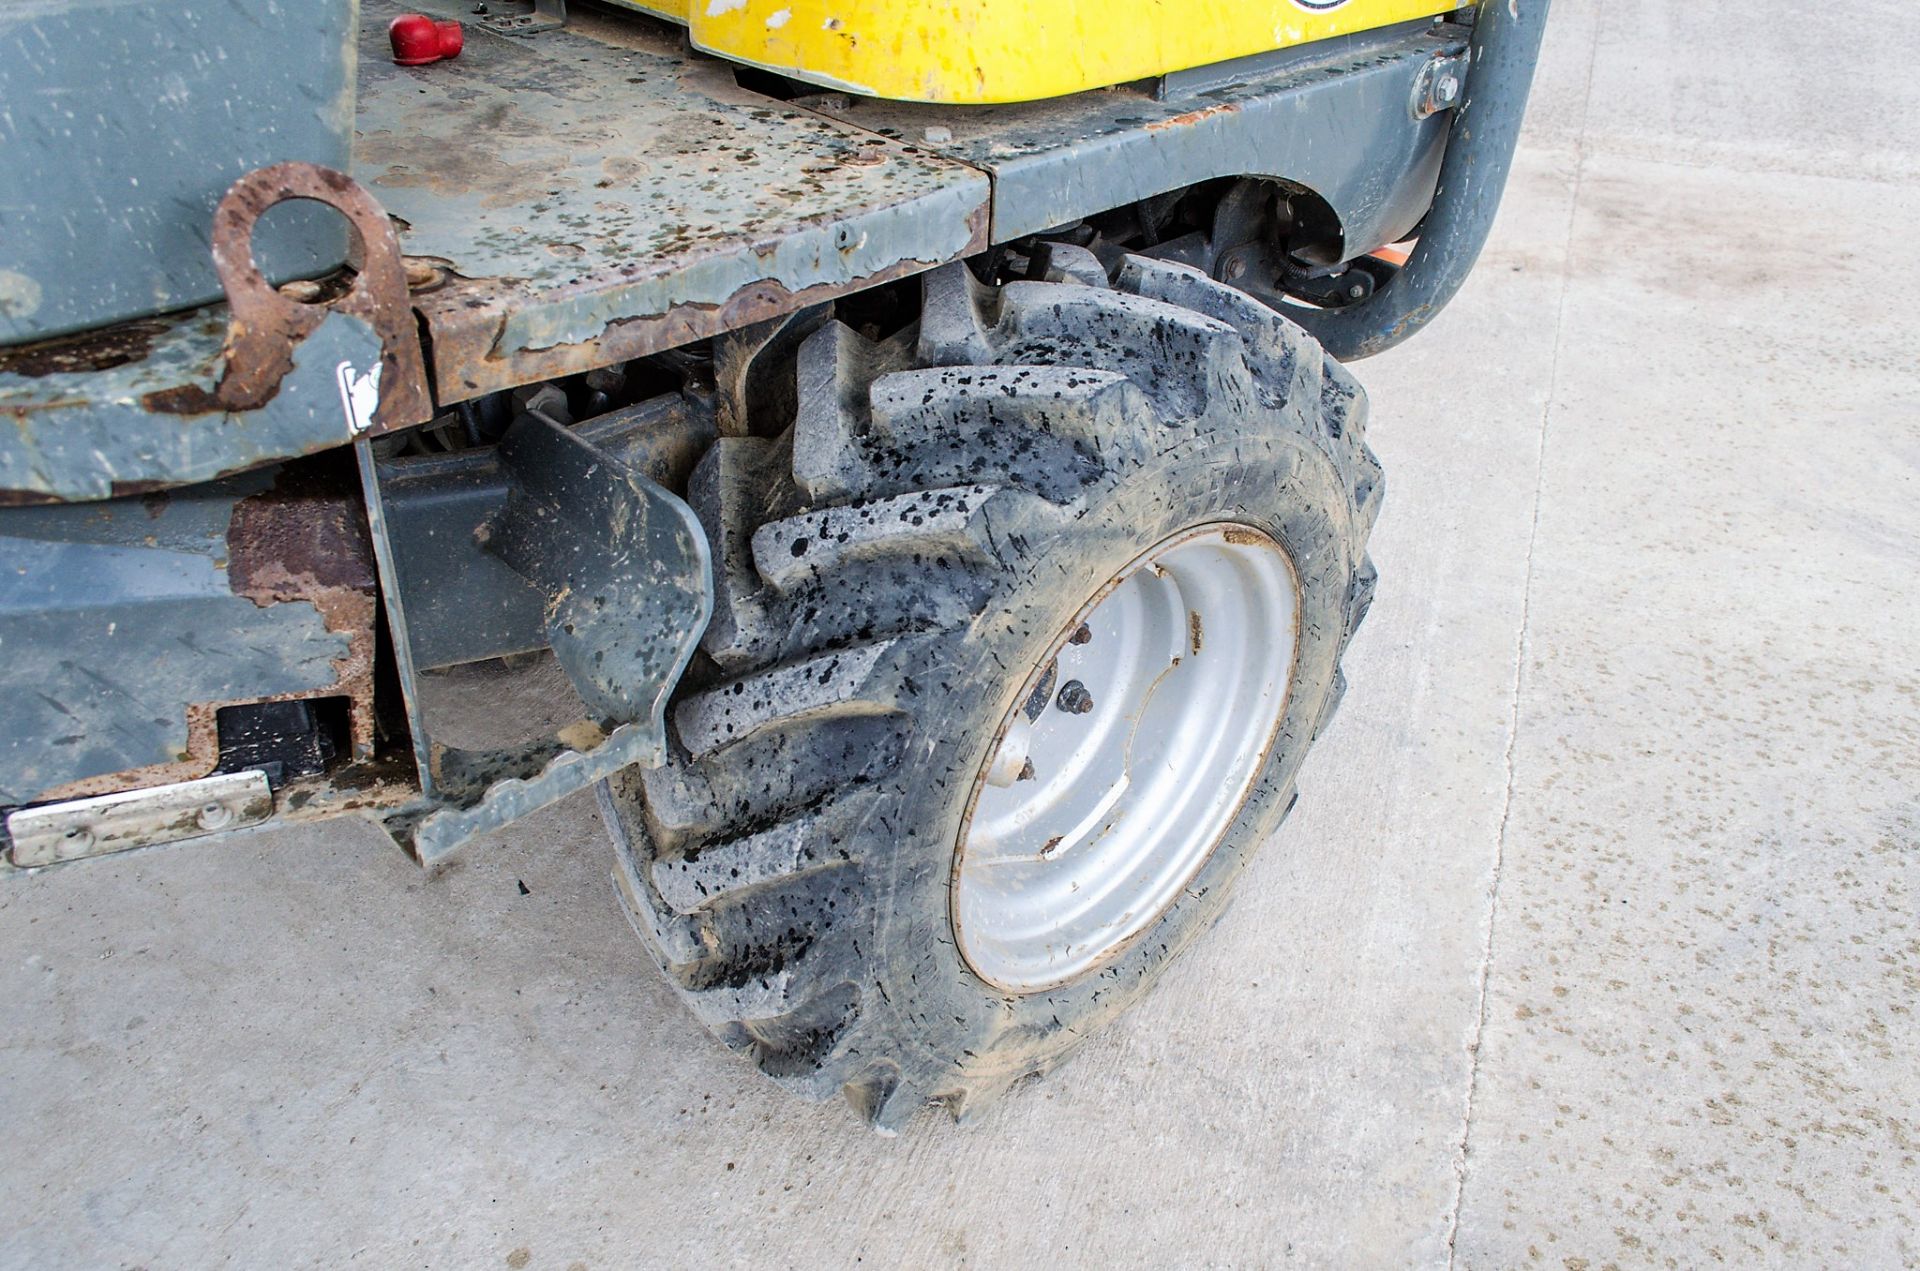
5;2;1918;1266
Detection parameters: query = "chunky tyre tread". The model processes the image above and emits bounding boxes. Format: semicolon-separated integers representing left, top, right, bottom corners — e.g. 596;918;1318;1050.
749;486;1001;592
650;787;880;914
605;254;1383;1130
674;639;907;758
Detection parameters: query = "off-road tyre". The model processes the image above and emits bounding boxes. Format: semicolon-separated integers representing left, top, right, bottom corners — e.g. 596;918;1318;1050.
599;251;1381;1130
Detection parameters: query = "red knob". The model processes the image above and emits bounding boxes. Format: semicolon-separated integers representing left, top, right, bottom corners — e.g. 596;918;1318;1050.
435;20;464;59
388;13;442;65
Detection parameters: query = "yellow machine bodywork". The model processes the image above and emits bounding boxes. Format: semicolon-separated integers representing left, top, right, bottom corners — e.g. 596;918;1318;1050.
609;0;1460;104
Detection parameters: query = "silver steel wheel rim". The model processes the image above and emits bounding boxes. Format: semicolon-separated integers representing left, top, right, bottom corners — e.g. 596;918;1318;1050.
952;523;1302;994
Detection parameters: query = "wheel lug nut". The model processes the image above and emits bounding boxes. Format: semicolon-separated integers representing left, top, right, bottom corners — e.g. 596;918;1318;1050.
1069;624;1093;645
984;717;1034;787
1056;680;1094;714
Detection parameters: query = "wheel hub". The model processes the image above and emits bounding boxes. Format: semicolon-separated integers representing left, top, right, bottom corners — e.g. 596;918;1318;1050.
952;523;1302;994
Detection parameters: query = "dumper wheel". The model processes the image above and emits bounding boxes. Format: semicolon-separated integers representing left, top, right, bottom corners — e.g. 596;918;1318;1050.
599;251;1382;1130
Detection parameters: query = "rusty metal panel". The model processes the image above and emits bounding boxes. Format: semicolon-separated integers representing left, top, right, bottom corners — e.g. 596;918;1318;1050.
1;3;1448;509
353;0;990;402
0;468;379;805
0;310;386;505
1;163;434;506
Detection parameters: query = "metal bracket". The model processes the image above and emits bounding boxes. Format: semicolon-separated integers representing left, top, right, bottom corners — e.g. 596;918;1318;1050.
147;163;432;434
5;770;273;869
1411;51;1469;119
478;0;566;36
364;403;712;867
407;722;660;867
482;404;713;729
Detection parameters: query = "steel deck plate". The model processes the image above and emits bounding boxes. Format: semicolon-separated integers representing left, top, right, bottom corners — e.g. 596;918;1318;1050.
354;1;990;402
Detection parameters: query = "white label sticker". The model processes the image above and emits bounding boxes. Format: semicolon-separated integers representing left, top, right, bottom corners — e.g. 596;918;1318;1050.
335;359;383;435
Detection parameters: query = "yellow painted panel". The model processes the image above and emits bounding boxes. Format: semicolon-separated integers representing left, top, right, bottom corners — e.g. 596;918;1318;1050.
669;1;1459;104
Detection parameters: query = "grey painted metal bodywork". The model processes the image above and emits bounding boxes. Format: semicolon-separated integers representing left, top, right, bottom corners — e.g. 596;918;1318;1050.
1290;0;1552;358
0;0;357;344
372;452;552;672
482;407;711;734
0;475;353;804
0;312;384;503
366;404;712;862
815;18;1466;252
0;2;990;504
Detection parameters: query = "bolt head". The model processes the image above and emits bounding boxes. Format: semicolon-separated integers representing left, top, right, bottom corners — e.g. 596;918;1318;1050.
1056;680;1095;715
196;803;234;831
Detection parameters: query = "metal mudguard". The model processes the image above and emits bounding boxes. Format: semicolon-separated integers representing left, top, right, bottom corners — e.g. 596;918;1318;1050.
2;2;1488;503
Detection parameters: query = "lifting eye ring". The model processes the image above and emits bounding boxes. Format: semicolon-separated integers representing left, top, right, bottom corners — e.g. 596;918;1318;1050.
199;162;432;432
